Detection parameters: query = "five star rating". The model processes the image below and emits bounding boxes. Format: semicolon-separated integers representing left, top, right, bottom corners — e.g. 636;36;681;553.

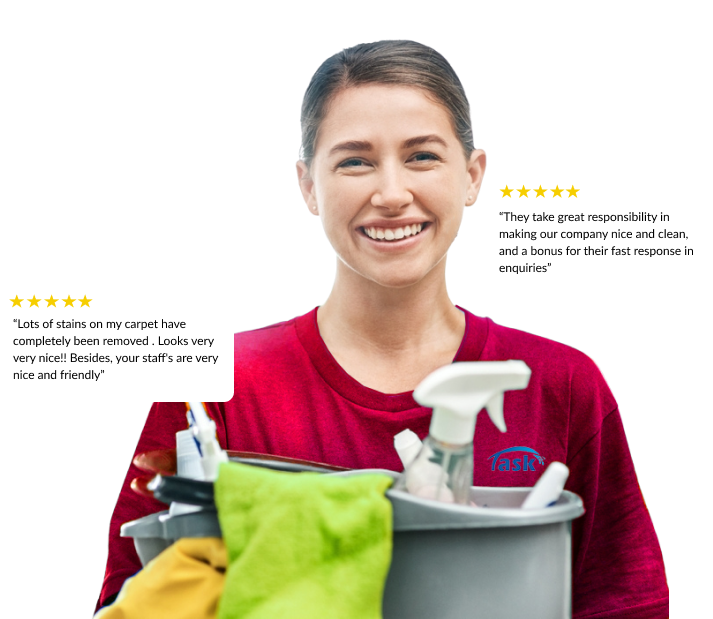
10;295;92;308
501;185;579;198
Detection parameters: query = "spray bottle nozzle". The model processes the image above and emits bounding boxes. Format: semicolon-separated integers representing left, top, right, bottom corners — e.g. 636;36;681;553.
414;361;531;444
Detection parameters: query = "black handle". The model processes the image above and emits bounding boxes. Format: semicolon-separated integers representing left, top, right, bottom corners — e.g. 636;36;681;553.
149;475;216;507
148;456;332;507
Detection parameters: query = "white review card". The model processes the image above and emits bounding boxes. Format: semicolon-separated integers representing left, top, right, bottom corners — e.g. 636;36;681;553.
487;170;713;293
0;280;234;402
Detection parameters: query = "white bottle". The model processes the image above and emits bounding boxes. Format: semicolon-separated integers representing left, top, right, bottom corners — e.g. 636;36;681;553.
393;429;423;468
394;361;531;505
187;401;228;481
521;462;569;509
167;428;206;517
394;429;455;501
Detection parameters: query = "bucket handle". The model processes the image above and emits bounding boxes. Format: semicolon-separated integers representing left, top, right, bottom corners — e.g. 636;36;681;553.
148;475;215;507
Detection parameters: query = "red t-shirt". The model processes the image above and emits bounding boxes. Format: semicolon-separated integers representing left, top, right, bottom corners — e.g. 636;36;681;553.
98;308;668;618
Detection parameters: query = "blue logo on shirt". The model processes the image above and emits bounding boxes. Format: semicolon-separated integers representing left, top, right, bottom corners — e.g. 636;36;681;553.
488;446;545;472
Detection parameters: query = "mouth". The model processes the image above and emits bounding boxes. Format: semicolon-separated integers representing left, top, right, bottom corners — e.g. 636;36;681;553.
360;223;430;242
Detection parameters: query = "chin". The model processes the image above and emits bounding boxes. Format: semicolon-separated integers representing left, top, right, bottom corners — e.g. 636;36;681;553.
342;253;446;290
365;267;435;290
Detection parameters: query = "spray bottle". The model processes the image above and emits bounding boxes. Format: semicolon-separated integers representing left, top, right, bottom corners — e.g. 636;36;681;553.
394;361;531;505
187;401;228;481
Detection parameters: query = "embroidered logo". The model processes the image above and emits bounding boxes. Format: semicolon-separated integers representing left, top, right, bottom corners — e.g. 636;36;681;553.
488;446;545;472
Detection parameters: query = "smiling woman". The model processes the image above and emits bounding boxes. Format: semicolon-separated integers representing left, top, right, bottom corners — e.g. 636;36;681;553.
98;41;668;618
296;74;487;392
295;82;485;392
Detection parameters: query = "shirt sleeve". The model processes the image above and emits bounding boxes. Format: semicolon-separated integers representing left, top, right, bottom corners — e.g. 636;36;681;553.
567;407;669;618
95;401;190;612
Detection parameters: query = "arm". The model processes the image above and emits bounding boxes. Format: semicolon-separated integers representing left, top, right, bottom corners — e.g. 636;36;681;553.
567;407;668;618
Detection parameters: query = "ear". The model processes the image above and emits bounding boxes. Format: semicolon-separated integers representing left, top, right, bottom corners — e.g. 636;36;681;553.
465;149;487;206
296;160;319;215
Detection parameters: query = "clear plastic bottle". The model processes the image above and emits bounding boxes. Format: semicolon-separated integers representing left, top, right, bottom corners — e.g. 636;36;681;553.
394;361;531;506
395;436;472;504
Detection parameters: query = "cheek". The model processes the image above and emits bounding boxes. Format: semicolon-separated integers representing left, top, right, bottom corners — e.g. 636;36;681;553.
416;175;464;218
318;183;364;226
319;205;354;250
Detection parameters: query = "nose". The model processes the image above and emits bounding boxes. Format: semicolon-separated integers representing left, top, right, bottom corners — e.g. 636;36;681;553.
371;164;413;211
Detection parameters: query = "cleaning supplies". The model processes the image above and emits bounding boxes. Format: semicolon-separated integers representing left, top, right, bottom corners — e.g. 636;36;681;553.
187;402;228;481
521;462;569;509
394;429;459;502
159;402;222;522
123;457;585;619
396;439;457;503
94;537;227;619
214;462;393;619
394;361;531;505
393;429;423;468
166;428;206;517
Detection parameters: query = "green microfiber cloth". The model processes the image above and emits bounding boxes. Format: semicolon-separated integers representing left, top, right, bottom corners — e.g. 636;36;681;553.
214;462;393;619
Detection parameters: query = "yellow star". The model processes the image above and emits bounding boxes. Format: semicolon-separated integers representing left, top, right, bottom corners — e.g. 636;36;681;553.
45;296;58;307
500;185;513;197
79;295;92;307
28;295;40;307
534;185;547;198
10;295;23;307
517;185;530;197
567;185;580;197
551;185;564;198
63;295;76;307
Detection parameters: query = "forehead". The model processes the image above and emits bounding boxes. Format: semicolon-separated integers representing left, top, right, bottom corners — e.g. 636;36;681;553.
315;84;458;153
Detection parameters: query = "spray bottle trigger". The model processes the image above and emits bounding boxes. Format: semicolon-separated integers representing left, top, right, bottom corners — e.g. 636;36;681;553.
485;392;507;432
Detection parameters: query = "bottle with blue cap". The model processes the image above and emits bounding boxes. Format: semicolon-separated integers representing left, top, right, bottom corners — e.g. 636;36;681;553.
394;361;531;505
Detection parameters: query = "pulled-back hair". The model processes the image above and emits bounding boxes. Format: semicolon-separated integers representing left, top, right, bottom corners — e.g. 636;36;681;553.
300;40;474;166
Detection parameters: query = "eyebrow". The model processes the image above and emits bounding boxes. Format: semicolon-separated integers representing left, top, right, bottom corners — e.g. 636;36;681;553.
328;134;448;156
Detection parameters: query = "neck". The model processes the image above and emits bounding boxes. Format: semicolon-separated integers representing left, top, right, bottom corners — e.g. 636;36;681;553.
318;258;464;358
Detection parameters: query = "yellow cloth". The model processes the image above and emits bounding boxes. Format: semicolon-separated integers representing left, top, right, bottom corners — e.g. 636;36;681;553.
95;537;227;619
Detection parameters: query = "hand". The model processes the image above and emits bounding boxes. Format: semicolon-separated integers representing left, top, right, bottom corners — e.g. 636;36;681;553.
131;448;177;498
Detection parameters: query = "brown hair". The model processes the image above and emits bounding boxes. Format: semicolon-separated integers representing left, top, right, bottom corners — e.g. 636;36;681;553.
300;40;474;167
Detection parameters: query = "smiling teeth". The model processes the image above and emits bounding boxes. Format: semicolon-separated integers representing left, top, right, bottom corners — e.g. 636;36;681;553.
364;224;423;241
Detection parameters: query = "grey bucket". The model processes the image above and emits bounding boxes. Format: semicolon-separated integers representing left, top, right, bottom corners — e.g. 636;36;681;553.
121;459;583;619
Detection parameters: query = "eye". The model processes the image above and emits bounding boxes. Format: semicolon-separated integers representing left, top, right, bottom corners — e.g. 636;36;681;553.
409;152;441;163
337;158;369;168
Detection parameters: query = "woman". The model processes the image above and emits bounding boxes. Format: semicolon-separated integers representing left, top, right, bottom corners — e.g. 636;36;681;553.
98;41;668;617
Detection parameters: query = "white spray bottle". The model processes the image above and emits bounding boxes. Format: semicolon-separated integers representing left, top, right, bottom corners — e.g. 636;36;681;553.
394;361;531;505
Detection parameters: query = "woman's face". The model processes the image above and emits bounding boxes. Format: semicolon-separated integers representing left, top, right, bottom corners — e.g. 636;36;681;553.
297;84;485;290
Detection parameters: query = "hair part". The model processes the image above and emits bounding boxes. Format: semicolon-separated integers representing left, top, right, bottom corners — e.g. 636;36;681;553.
300;40;475;167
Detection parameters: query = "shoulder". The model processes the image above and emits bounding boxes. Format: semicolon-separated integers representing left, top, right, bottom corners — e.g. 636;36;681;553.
232;309;316;374
234;315;299;353
464;309;618;421
463;309;595;371
234;317;297;361
484;318;597;376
